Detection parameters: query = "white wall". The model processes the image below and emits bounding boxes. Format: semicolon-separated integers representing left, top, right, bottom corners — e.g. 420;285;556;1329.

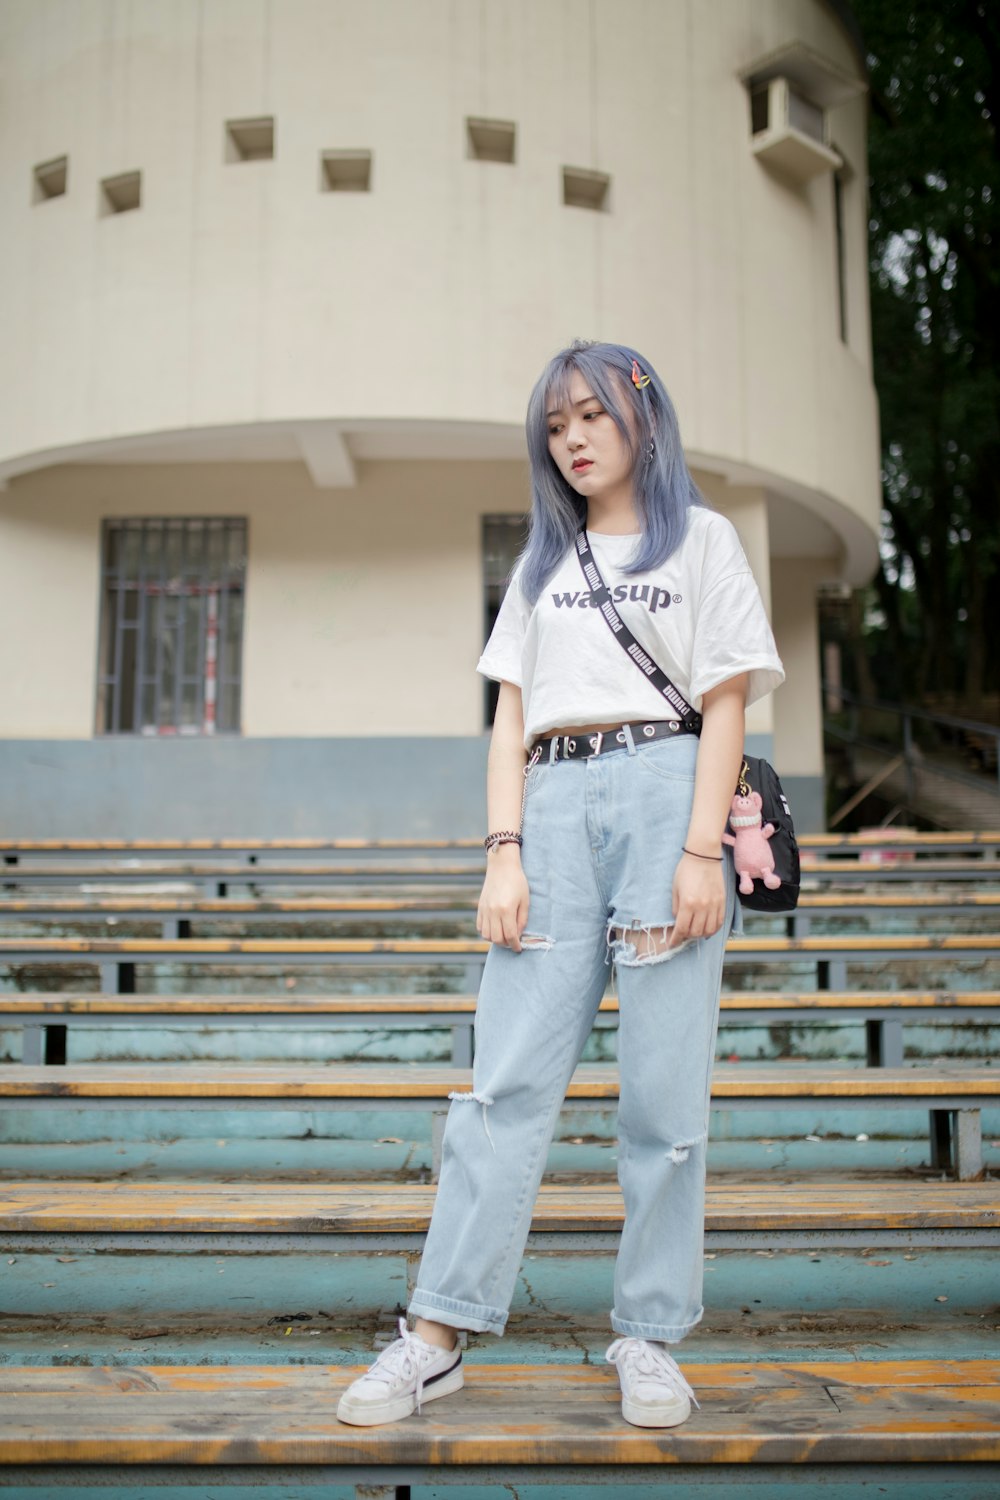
0;461;798;740
0;459;518;737
0;0;879;576
770;556;827;778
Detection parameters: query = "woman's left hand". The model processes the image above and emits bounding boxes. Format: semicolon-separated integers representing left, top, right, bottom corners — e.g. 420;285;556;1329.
669;851;726;947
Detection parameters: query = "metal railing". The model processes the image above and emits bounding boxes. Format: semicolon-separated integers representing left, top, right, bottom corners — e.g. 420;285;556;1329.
822;687;1000;809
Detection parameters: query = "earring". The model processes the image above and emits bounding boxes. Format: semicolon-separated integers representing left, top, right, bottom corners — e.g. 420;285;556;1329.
644;439;655;463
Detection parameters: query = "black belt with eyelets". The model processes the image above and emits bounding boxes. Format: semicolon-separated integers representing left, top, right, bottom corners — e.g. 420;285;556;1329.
534;716;702;763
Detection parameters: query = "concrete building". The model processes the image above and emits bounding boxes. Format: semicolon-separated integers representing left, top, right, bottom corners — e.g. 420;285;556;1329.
0;0;879;837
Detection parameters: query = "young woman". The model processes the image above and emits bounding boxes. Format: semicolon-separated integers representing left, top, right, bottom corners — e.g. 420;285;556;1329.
337;338;785;1430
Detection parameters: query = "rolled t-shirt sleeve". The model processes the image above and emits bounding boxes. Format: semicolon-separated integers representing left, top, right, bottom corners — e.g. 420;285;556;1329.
476;564;530;686
689;566;785;710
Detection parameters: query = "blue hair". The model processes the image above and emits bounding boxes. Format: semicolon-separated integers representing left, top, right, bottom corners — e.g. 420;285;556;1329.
517;338;708;605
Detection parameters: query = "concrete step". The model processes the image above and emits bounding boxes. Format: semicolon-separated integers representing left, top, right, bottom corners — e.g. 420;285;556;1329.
0;1133;976;1180
6;1320;999;1371
2;1178;996;1336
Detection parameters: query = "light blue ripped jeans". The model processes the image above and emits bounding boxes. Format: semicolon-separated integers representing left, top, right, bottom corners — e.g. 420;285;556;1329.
407;723;741;1343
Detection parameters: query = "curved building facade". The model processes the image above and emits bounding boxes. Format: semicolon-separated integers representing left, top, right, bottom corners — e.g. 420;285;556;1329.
0;0;878;835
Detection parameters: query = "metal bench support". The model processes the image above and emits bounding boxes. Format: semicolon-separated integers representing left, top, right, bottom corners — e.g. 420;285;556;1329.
450;1023;473;1068
866;1018;904;1067
930;1107;983;1180
21;1024;43;1065
99;960;135;994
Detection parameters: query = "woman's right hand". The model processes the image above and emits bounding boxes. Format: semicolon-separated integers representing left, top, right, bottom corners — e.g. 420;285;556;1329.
477;845;531;952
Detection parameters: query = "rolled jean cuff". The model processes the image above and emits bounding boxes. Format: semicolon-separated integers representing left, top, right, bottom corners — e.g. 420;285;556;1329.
408;1288;508;1336
610;1306;703;1343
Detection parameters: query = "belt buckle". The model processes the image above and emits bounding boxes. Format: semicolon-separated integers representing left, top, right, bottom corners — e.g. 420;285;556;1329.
588;731;604;758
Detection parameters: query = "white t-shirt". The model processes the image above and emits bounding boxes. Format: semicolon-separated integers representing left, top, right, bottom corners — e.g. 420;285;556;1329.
477;507;785;749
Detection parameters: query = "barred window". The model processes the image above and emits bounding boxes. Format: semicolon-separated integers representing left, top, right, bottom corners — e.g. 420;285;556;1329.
96;518;247;735
481;513;528;728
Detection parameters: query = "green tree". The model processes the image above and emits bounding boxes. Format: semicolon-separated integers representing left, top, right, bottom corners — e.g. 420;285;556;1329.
850;0;999;711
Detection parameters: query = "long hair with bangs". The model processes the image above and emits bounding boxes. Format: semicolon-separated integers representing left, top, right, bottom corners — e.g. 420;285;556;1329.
516;338;708;605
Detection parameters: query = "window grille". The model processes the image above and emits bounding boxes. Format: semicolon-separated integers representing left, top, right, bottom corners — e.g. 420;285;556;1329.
97;518;247;736
481;514;529;728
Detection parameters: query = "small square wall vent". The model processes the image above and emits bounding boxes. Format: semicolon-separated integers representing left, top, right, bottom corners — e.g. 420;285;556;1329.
226;116;275;162
320;149;372;191
33;155;68;202
466;117;516;163
100;170;141;215
562;166;610;211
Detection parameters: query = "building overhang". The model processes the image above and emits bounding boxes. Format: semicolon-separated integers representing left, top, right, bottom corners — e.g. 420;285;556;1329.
0;418;879;587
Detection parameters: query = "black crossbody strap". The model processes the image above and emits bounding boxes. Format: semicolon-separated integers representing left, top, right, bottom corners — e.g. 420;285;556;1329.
574;526;702;732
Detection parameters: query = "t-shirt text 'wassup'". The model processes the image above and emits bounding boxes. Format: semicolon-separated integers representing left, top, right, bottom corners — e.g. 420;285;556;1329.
551;584;682;615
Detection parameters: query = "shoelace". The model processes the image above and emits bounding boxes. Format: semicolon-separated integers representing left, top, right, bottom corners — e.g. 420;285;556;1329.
361;1316;444;1415
604;1337;701;1409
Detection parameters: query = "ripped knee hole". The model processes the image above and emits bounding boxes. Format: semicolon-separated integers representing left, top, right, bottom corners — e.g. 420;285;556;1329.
447;1089;497;1152
605;919;678;967
667;1134;705;1164
519;932;554;951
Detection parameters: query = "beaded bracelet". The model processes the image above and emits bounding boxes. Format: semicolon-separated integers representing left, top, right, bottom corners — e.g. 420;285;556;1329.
485;830;523;853
682;845;723;861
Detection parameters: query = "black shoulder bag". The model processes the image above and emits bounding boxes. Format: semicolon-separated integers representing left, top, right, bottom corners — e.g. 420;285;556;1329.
575;526;800;912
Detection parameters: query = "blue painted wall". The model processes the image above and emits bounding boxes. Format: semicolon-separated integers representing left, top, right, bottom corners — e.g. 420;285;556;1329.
0;733;815;837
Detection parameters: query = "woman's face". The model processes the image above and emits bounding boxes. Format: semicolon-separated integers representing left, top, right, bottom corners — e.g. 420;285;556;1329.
545;368;637;498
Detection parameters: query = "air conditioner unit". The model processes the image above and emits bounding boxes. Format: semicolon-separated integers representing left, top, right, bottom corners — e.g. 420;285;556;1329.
749;75;843;184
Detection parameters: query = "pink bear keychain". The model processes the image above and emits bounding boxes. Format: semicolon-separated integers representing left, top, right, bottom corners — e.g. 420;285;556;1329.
722;790;783;894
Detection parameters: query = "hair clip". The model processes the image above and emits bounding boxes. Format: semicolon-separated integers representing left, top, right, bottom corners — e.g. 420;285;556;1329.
631;358;650;390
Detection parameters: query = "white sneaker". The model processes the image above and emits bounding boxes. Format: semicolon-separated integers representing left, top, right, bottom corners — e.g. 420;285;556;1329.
605;1337;699;1428
336;1317;464;1426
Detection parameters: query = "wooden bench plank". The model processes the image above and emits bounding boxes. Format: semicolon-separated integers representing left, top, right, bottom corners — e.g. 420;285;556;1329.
4;831;999;852
1;1179;995;1235
0;1060;995;1099
1;838;486;852
2;934;999;957
4;892;1000;916
3;860;999;884
9;989;997;1073
3;988;999;1015
0;1062;990;1177
0;1361;997;1466
1;1358;995;1392
0;896;473;916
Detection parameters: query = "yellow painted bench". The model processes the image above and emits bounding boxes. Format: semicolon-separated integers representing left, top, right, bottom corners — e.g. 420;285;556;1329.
2;1178;996;1251
5;987;999;1071
3;890;999;944
0;1359;996;1485
2;933;997;998
0;1060;992;1178
4;830;1000;854
3;855;999;891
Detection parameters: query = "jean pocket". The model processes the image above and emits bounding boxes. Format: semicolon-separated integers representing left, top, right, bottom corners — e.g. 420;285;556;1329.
634;737;699;783
523;761;550;799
